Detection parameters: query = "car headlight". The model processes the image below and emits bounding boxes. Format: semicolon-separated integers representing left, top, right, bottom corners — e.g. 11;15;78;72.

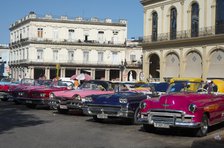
84;96;93;102
49;93;55;99
40;93;46;97
73;95;81;100
139;102;147;109
189;104;197;113
18;92;24;96
119;98;127;104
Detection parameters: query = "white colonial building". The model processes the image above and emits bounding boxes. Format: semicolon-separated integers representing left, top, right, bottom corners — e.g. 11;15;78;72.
9;12;143;81
140;0;224;82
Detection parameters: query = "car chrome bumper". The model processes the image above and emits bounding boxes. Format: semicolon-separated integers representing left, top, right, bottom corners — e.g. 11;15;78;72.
138;110;201;128
49;99;83;110
17;97;50;105
82;105;134;118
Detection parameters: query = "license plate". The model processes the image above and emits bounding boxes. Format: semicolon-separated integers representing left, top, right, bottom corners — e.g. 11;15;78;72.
154;123;170;128
26;100;32;104
97;113;108;119
59;105;68;109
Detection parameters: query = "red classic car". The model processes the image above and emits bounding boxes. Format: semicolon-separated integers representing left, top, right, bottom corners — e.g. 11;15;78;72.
16;80;73;108
138;78;224;137
49;80;115;114
0;79;19;101
10;79;52;104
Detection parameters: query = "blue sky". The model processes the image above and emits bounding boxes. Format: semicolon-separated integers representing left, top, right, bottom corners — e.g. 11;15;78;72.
0;0;143;44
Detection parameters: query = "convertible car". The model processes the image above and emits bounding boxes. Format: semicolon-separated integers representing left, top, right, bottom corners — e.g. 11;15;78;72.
138;78;224;137
0;79;19;101
48;80;115;114
83;83;158;124
16;80;73;108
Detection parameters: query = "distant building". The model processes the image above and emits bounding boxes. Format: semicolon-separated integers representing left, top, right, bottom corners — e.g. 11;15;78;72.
9;12;143;81
141;0;224;82
0;44;9;77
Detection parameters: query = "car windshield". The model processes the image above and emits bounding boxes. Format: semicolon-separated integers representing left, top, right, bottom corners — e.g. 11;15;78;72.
21;78;35;85
79;81;108;91
167;81;202;93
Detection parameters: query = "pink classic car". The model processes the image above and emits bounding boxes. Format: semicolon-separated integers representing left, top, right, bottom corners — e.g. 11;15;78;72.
49;80;114;114
138;78;224;137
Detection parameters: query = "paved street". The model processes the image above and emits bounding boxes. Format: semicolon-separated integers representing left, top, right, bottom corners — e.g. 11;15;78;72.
0;101;224;148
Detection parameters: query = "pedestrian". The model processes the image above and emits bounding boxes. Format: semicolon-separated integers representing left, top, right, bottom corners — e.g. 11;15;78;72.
74;79;79;89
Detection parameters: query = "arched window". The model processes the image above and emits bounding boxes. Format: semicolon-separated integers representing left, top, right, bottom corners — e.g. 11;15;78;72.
216;0;224;34
191;3;199;37
170;8;177;40
152;12;158;41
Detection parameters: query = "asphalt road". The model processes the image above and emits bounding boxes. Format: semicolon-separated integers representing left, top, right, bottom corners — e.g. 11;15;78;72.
0;101;224;148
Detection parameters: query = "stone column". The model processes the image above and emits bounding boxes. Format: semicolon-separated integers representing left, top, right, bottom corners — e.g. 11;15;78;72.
60;67;65;78
202;46;208;81
179;48;184;77
159;50;164;82
105;69;110;81
143;51;149;82
76;69;81;75
91;69;95;80
30;67;34;79
45;67;50;79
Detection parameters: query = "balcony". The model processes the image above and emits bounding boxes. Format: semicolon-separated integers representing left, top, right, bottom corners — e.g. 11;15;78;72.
9;59;141;69
9;37;126;47
142;26;224;48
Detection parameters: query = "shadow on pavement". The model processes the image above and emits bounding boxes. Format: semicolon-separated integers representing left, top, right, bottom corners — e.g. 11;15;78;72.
0;101;50;134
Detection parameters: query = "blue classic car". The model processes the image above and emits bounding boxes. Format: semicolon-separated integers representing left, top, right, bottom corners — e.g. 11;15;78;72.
83;89;156;124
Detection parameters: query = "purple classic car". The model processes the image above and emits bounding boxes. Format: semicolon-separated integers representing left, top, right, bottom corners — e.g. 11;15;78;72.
138;78;224;137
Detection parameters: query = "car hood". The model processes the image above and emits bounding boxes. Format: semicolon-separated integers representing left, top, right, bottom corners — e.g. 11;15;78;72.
32;86;67;92
143;93;212;112
89;92;145;105
53;89;114;98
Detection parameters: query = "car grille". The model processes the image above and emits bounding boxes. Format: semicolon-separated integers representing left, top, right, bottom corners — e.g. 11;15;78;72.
88;105;122;115
148;109;193;124
32;92;40;97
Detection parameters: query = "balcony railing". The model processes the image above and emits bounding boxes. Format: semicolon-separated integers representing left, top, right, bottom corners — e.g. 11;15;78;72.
142;26;223;43
9;37;126;47
8;59;142;68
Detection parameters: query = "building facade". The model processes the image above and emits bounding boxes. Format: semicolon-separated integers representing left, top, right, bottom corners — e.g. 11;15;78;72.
140;0;224;82
0;44;9;77
9;12;143;81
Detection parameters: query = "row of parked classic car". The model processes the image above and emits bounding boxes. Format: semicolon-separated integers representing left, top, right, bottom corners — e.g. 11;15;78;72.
1;77;224;137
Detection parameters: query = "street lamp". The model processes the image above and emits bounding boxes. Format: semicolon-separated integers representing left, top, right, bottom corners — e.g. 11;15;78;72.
119;59;127;81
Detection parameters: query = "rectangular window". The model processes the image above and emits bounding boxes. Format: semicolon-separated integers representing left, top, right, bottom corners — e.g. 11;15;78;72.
37;49;43;60
98;31;104;43
98;51;104;63
53;50;58;61
37;28;43;38
68;29;75;41
83;51;89;63
53;29;58;40
68;51;74;61
112;52;118;64
130;54;136;62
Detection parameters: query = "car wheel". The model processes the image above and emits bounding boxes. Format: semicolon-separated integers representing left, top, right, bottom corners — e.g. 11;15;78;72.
93;115;103;122
26;104;37;109
1;95;9;101
58;108;69;114
194;114;209;137
143;124;155;133
133;107;141;125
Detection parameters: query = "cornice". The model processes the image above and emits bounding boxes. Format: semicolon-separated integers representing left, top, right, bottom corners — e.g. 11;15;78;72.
141;34;224;50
